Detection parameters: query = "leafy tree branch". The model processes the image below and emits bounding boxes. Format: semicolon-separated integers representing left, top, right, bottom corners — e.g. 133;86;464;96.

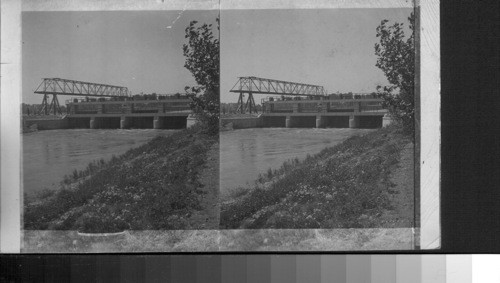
183;18;220;135
375;12;415;136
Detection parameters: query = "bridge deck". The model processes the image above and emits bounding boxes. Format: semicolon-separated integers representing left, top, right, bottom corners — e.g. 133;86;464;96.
66;99;192;117
262;98;387;117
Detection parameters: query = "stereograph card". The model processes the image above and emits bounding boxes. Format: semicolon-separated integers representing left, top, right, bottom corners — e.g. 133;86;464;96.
0;0;439;253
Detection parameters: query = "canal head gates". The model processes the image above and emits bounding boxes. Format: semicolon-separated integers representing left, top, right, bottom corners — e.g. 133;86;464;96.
229;76;389;128
32;78;194;129
261;98;388;128
66;98;192;129
32;77;388;129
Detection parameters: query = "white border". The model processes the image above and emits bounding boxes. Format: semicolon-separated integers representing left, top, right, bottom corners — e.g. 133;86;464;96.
1;0;22;253
419;0;440;249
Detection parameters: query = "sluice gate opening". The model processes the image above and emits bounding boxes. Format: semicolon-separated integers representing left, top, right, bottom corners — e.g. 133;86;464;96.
161;116;187;129
262;116;287;128
322;116;350;128
67;118;91;129
357;116;383;128
288;116;316;128
93;117;121;129
129;117;154;129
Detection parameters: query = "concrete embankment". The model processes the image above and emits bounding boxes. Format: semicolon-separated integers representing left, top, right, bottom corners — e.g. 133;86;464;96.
221;114;388;130
24;115;190;131
220;116;263;130
23;117;69;132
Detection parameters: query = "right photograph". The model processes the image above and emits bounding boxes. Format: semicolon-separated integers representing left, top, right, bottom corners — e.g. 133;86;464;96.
219;6;423;251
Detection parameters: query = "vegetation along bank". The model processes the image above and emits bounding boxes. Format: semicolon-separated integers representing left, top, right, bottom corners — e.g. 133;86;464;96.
24;124;219;233
220;124;414;229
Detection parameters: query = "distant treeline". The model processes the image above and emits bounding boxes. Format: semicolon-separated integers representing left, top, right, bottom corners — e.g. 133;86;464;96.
221;103;263;114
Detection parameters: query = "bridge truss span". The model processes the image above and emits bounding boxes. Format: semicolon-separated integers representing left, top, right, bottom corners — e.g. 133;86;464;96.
230;76;327;114
34;78;131;115
35;78;131;97
230;76;327;96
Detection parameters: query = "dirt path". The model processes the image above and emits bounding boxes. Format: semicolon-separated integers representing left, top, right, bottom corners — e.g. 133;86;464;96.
187;141;220;229
379;142;415;228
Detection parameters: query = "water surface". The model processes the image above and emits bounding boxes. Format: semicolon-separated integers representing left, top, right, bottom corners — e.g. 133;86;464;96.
23;129;177;194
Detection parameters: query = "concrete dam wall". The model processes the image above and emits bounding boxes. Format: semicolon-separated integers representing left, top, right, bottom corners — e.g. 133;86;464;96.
221;117;263;129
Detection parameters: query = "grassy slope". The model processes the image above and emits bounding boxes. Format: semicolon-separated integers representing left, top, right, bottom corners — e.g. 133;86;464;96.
220;124;413;229
24;125;218;232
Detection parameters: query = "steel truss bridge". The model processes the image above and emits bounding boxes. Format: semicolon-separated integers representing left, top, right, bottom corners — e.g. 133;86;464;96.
34;78;131;115
230;76;327;114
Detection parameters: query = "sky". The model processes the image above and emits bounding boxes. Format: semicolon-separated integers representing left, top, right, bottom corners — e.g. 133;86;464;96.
22;8;413;105
22;10;218;104
220;8;413;103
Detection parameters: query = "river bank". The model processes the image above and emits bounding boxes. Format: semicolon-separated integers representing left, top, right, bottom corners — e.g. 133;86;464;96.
24;124;219;232
220;124;414;229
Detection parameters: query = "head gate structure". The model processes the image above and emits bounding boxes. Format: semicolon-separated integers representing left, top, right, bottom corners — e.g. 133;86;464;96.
230;76;327;114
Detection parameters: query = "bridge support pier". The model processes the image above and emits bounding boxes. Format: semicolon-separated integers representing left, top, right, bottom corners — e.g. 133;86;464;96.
349;116;359;128
186;114;198;128
120;116;129;129
382;114;394;127
90;117;97;129
315;116;323;128
39;94;62;115
153;116;163;129
286;116;292;128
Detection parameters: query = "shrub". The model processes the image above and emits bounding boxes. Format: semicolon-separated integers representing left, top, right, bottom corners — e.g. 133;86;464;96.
374;12;416;136
182;18;220;136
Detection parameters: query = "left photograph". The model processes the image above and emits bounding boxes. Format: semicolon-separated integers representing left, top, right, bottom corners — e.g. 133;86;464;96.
21;10;220;252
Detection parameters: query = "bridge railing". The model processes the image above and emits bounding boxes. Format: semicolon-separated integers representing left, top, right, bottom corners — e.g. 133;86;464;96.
66;99;192;115
262;99;385;114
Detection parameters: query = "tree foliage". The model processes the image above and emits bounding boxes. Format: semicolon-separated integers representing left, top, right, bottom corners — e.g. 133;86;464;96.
374;12;415;136
183;18;220;135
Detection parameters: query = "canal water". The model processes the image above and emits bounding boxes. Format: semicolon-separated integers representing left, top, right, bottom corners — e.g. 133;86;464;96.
23;129;177;194
220;128;374;197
